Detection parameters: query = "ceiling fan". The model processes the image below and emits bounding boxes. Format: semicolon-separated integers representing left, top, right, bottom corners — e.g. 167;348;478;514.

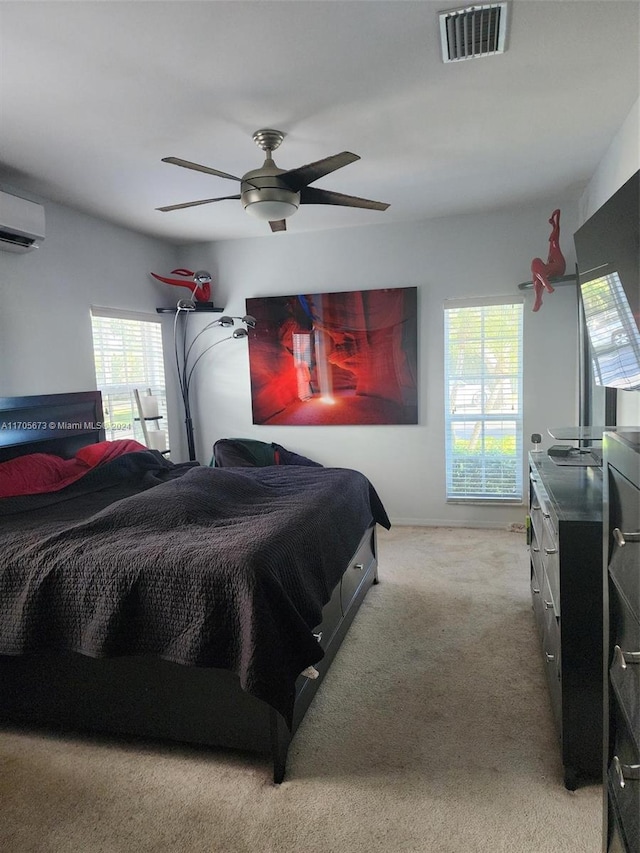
157;129;389;232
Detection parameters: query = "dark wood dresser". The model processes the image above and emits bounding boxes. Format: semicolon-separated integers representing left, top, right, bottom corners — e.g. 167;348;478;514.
603;431;640;853
528;452;603;789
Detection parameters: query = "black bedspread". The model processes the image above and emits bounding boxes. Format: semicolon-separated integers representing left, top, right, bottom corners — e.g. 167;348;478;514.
0;452;389;726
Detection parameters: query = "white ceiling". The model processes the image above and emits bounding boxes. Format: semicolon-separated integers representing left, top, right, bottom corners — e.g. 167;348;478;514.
1;1;638;243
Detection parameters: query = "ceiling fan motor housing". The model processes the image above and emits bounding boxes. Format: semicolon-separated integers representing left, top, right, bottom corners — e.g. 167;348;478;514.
241;159;301;221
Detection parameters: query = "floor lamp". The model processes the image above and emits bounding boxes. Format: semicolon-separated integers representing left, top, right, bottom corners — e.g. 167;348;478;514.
173;300;256;461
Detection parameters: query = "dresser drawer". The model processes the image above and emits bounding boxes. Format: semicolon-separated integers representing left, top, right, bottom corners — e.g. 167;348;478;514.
530;521;543;573
541;521;560;616
608;468;640;623
610;644;640;754
544;638;562;738
542;571;559;626
530;554;544;640
530;473;552;546
608;774;639;853
612;700;640;767
608;711;640;853
610;581;640;665
542;589;562;736
530;524;543;596
340;528;376;615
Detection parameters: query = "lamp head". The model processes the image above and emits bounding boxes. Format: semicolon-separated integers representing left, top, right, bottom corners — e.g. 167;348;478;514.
232;328;248;338
241;314;257;328
218;315;235;327
193;270;212;288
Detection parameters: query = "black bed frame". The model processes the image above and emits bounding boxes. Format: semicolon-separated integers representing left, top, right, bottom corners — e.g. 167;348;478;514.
0;392;379;782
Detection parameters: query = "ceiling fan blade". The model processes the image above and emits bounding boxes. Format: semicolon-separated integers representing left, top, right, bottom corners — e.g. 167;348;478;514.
161;157;242;183
269;219;287;233
300;186;389;211
279;152;360;191
156;195;241;212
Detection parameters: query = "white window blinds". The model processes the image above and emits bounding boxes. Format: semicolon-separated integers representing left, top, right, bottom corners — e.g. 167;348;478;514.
90;309;168;443
444;298;523;501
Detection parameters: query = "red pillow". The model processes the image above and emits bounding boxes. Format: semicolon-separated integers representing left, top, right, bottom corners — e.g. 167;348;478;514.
0;453;87;498
75;439;147;467
0;439;149;499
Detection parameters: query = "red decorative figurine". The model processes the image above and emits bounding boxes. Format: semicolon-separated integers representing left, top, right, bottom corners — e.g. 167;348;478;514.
150;268;212;303
530;209;566;312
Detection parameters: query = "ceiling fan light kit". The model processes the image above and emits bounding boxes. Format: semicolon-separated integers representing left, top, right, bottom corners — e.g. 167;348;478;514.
158;128;389;233
244;197;299;222
243;129;300;222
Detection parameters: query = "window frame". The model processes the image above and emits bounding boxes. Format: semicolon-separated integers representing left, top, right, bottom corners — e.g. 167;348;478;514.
443;296;524;504
90;307;168;445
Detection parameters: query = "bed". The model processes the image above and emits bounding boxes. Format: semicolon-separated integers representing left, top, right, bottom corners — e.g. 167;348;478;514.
0;391;389;782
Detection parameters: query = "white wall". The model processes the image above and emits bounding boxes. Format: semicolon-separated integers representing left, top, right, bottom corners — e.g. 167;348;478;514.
0;192;184;452
577;96;640;427
578;98;639;224
177;193;582;527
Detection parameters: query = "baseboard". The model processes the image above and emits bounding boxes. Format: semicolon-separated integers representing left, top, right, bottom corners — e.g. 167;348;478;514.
388;518;524;529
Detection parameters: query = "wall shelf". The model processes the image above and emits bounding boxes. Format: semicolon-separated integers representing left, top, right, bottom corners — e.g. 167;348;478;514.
156;304;223;314
517;274;577;291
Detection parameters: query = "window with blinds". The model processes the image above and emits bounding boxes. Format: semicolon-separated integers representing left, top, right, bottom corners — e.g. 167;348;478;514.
444;298;523;501
90;308;168;443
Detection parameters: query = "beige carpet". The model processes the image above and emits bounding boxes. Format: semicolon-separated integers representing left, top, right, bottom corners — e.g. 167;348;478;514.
0;526;601;853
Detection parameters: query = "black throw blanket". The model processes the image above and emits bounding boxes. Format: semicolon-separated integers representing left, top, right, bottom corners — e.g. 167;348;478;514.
0;453;390;726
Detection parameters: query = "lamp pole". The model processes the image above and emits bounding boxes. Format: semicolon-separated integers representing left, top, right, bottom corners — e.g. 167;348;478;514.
173;301;255;462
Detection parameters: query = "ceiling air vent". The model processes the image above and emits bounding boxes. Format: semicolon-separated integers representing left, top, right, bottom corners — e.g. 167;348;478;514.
439;3;509;63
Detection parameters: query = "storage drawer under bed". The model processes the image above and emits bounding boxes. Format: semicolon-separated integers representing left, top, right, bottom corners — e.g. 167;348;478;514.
340;527;377;614
310;526;377;651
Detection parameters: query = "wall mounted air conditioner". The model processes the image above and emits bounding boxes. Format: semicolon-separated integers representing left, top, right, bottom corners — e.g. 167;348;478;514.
0;190;45;253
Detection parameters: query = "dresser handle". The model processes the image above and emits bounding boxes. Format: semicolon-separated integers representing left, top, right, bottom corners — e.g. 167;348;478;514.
531;546;540;553
544;547;558;555
313;632;323;643
353;562;364;571
613;756;640;788
532;586;541;594
544;599;554;610
613;527;640;547
545;652;555;662
531;503;541;511
542;511;551;519
613;644;640;670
